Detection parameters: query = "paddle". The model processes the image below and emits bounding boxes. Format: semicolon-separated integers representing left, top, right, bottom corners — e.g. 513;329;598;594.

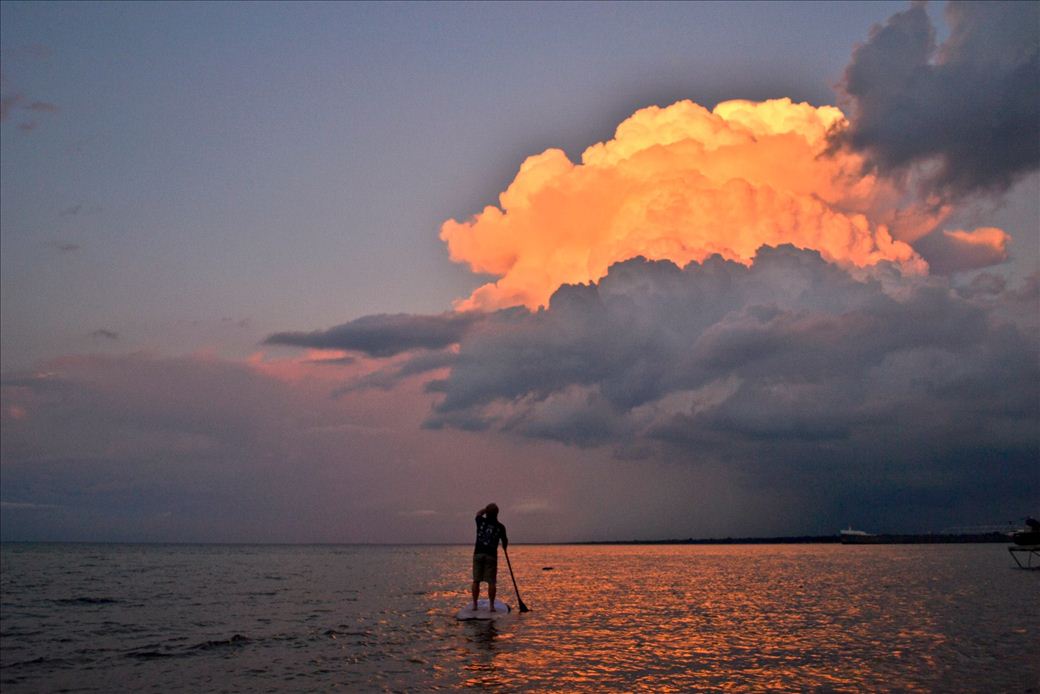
503;546;529;612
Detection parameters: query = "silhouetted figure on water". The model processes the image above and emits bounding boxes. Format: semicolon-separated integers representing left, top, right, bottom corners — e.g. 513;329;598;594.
472;503;508;611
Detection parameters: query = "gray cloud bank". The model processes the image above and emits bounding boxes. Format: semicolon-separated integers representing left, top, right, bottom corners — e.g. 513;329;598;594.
316;246;1039;524
428;247;1036;441
266;312;481;357
837;2;1039;199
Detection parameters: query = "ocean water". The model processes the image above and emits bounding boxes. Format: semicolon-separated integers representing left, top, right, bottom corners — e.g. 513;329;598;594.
1;543;1036;692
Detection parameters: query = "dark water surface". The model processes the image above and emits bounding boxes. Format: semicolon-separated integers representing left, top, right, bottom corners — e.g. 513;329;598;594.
1;543;1037;691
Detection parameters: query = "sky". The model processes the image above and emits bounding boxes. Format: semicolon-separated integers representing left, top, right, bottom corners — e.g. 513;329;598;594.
1;1;1037;543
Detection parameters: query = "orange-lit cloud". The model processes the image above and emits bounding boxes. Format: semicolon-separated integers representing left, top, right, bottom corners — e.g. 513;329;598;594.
915;226;1012;275
441;98;1007;311
941;227;1010;258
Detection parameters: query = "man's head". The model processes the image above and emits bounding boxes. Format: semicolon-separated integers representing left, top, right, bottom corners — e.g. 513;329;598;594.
486;503;499;519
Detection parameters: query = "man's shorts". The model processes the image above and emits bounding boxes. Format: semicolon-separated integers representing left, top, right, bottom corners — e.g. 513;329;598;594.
472;552;497;583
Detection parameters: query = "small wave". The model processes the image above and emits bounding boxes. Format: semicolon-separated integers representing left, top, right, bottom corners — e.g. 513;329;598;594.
188;634;252;652
55;597;119;605
125;634;252;660
323;628;366;638
126;650;179;661
5;656;76;670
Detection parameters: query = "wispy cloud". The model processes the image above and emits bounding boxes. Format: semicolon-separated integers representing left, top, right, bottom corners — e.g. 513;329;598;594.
25;101;58;113
0;87;58;130
1;501;61;510
0;93;21;121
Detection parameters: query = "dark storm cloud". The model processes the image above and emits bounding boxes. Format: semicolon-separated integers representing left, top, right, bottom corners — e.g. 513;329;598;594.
408;247;1037;518
283;246;1038;524
836;2;1039;199
89;329;119;340
423;246;1032;435
265;312;482;357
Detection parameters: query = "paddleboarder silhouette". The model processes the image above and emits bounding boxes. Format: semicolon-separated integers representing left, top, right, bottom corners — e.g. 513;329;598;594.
472;503;508;611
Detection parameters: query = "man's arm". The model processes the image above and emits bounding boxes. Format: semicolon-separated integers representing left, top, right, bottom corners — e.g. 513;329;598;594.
500;524;508;549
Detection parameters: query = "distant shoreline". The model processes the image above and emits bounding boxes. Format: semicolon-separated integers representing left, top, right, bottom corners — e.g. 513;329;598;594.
575;532;1012;545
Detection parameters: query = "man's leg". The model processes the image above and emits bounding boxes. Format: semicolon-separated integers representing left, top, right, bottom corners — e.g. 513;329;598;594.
488;580;496;610
471;580;479;609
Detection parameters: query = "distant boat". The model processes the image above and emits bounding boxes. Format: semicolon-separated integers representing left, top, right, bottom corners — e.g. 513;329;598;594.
839;527;880;544
1010;517;1040;546
1008;517;1040;569
1011;530;1040;546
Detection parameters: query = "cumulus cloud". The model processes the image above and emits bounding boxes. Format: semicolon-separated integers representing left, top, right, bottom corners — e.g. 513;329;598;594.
438;3;1039;311
266;312;482;357
440;97;947;311
836;2;1039;199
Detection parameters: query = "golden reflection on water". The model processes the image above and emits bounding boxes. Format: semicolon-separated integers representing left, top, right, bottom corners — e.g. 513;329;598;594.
441;544;1020;692
1;544;1033;691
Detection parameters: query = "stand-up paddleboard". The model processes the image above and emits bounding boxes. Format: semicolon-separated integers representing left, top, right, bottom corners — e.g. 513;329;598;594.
455;599;511;621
